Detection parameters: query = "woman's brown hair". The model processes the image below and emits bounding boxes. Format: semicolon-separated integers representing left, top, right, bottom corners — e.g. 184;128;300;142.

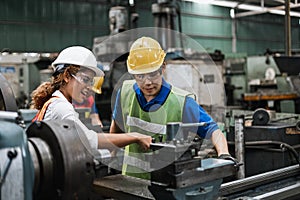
31;65;79;110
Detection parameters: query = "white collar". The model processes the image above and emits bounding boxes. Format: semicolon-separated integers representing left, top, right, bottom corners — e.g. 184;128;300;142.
52;90;69;102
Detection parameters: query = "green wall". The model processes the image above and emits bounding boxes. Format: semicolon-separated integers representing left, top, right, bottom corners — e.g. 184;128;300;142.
1;0;299;55
0;0;110;52
179;2;300;55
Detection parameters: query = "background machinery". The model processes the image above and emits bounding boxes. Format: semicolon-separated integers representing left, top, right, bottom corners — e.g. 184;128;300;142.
0;52;55;109
224;53;300;114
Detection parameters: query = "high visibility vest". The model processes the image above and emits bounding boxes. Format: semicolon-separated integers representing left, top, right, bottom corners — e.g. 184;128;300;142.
32;96;59;122
120;80;194;179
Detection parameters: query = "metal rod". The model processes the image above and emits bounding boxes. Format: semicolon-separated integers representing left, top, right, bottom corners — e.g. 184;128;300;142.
180;122;208;127
219;164;300;196
252;182;300;199
0;149;18;188
231;13;237;53
285;0;292;56
234;115;245;179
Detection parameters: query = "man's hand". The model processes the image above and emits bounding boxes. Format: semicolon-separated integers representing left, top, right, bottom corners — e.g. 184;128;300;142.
218;154;242;169
129;132;152;151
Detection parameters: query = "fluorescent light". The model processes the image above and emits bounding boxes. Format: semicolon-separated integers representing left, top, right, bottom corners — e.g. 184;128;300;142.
230;8;235;18
182;0;214;4
212;0;237;7
129;0;134;6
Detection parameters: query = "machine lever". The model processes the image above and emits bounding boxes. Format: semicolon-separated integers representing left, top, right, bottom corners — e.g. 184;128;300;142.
271;115;299;123
0;149;18;188
158;135;163;142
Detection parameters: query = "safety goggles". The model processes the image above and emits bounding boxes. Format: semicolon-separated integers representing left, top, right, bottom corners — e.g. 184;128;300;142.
133;68;162;83
71;72;104;94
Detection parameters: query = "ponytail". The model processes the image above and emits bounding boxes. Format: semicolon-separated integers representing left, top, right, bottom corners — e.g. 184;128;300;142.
31;81;58;110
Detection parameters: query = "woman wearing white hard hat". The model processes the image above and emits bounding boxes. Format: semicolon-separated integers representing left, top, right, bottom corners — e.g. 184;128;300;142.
31;46;151;151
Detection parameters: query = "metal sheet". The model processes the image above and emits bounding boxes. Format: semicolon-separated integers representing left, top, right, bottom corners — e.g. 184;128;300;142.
93;174;154;200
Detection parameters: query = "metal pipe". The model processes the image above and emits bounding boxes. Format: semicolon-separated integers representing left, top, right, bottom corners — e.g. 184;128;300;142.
234;115;245;179
285;0;292;56
175;2;184;53
231;9;237;53
180;122;208;127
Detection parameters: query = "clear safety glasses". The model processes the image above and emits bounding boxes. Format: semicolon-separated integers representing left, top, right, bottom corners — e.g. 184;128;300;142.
133;69;162;83
71;72;104;94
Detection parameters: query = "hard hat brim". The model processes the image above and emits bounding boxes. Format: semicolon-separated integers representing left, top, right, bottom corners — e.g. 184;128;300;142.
52;62;104;77
127;63;162;74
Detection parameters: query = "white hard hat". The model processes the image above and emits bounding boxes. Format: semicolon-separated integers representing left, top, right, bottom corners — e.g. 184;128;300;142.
52;46;104;77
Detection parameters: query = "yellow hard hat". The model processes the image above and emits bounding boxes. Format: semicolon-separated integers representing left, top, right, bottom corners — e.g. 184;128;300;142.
92;76;104;94
127;37;166;74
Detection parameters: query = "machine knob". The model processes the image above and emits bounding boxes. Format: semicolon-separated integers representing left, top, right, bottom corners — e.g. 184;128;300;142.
152;137;156;143
252;108;270;125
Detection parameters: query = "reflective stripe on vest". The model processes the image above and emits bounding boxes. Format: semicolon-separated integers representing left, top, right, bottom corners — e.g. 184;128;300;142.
32;96;59;122
123;153;151;172
126;115;166;135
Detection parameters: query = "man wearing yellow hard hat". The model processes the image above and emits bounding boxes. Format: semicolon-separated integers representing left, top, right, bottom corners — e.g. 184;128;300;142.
110;37;237;179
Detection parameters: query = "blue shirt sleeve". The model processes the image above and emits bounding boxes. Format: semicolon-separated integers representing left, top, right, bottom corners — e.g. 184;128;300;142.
91;102;98;114
112;89;124;131
182;97;219;139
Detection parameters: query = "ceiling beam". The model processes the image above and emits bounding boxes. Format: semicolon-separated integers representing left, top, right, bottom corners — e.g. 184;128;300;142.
183;0;300;18
235;1;300;18
235;3;300;18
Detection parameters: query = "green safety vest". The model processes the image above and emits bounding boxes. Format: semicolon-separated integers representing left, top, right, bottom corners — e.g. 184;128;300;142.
120;80;194;179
